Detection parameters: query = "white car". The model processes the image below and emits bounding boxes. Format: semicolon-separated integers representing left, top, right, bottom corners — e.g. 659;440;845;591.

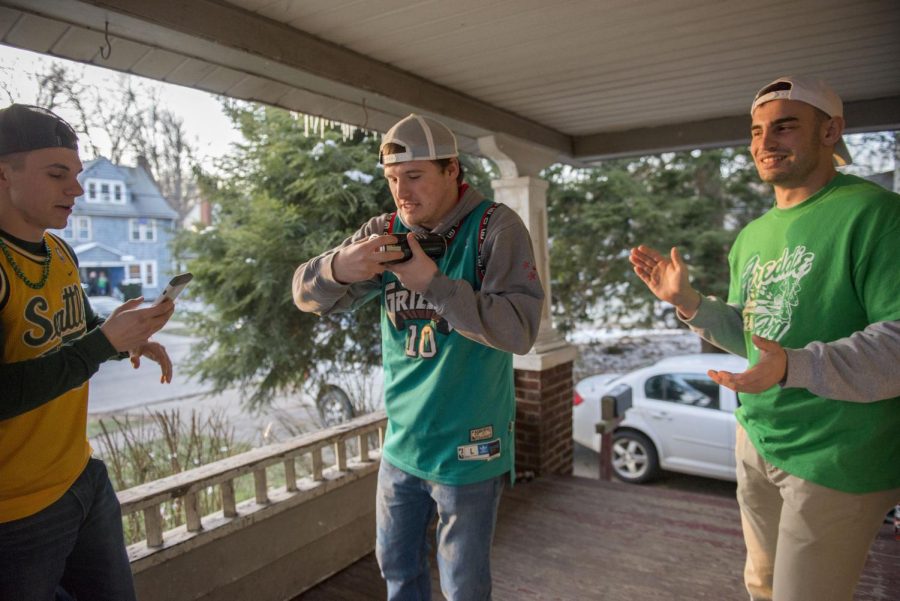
312;364;384;427
573;353;748;483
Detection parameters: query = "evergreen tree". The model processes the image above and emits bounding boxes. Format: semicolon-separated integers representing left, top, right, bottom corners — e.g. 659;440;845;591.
546;147;770;332
175;103;494;407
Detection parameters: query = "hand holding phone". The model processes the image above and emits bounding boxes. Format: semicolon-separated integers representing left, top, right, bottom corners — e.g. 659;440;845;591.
153;272;193;306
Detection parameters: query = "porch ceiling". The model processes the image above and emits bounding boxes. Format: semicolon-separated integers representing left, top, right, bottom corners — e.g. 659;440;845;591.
2;0;899;163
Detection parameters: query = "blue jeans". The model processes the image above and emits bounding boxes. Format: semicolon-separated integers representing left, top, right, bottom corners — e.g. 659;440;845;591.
0;458;136;601
375;459;505;601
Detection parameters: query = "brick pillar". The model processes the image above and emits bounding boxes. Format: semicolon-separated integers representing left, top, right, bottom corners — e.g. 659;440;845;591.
514;360;574;477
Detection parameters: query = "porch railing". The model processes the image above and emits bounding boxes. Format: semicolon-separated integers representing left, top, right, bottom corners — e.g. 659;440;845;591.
117;411;387;600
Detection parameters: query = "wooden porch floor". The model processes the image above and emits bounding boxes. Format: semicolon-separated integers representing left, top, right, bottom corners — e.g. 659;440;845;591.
297;475;899;600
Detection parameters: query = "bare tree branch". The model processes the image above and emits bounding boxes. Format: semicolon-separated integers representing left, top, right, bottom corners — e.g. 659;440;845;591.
29;63;199;225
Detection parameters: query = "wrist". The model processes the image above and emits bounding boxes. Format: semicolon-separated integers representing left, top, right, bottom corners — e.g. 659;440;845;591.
778;349;789;387
330;251;350;285
674;289;701;319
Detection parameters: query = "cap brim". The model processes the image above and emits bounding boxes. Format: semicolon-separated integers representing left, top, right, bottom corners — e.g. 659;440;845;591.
834;137;852;166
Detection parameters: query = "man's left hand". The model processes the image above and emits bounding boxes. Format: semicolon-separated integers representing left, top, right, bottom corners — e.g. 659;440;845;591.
129;340;173;384
387;233;439;293
708;335;787;393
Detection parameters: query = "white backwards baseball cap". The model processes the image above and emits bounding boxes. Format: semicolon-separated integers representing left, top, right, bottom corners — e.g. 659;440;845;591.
751;75;852;166
380;113;458;165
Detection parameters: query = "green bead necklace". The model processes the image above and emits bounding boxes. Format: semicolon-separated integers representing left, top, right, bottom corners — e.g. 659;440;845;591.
0;234;51;289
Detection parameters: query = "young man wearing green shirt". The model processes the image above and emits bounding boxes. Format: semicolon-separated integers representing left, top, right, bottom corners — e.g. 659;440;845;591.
630;76;899;601
293;114;543;600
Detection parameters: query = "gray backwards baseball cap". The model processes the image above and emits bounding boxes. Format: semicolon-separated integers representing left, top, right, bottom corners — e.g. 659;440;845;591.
0;104;79;156
750;76;851;166
380;113;458;165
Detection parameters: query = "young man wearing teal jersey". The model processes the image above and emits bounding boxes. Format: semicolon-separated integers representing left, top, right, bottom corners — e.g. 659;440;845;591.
294;113;543;600
0;105;176;599
630;77;900;601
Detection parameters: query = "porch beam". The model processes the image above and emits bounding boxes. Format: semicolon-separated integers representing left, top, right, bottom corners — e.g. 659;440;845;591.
6;0;571;155
573;95;900;161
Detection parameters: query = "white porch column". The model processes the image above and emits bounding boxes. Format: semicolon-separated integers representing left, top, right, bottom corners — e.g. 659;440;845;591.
477;133;576;369
478;133;577;477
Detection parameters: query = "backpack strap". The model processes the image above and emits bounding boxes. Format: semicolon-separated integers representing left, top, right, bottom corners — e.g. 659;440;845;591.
382;212;397;235
476;202;499;281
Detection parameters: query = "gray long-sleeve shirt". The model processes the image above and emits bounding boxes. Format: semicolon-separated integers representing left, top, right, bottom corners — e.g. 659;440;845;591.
685;295;900;402
293;185;544;355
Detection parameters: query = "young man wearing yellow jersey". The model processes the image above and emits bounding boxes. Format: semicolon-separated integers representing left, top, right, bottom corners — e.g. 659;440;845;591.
0;104;176;600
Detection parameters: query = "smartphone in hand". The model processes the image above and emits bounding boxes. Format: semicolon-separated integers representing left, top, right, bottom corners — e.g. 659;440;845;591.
152;272;193;306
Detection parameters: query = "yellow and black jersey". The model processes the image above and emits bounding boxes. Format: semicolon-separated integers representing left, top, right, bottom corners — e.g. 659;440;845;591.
0;232;88;359
0;231;97;522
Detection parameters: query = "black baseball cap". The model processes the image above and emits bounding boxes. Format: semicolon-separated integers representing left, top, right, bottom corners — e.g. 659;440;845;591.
0;104;79;156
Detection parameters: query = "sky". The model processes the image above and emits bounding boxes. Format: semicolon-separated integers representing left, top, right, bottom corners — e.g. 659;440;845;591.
0;45;243;170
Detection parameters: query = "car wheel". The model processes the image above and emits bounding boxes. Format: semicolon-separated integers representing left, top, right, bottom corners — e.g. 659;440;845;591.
316;386;354;427
611;430;660;484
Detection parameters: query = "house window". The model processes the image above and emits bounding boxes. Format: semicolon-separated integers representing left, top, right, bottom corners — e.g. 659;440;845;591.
126;261;157;287
129;218;157;242
84;178;126;204
62;216;91;241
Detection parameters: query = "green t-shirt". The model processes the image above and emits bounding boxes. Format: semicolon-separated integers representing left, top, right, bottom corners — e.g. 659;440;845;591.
379;201;515;485
728;173;900;493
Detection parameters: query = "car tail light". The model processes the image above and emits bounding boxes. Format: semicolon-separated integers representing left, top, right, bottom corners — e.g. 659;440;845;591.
573;391;584;406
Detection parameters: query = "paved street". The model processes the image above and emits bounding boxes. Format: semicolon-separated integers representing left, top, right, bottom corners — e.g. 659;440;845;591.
88;321;321;447
88;328;206;413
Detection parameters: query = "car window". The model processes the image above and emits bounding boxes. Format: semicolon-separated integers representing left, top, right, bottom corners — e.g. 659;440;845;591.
644;373;720;409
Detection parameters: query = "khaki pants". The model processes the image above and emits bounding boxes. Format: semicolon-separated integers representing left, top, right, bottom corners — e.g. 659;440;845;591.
735;425;899;601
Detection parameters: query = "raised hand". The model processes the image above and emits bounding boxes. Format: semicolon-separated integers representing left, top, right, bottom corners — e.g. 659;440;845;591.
708;335;787;393
629;245;700;317
99;297;174;352
332;234;405;283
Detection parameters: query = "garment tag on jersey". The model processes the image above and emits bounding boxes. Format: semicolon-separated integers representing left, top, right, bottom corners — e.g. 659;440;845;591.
470;425;493;442
457;439;501;461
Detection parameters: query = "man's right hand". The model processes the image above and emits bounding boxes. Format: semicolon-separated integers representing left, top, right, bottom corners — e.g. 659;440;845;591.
332;234;405;284
99;297;174;352
629;245;701;319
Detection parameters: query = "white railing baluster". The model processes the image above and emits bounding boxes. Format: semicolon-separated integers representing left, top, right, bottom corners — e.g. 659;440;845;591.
359;432;370;462
335;440;347;472
185;492;202;532
312;446;323;481
221;479;237;517
144;505;163;548
254;468;268;504
285;457;297;492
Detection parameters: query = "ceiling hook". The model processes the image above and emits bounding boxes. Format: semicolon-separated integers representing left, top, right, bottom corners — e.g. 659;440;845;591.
99;20;112;60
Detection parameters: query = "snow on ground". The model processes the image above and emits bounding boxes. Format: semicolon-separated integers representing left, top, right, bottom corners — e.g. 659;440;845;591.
567;326;702;382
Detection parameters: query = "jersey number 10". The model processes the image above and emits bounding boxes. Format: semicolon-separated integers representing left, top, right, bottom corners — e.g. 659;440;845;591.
405;324;438;359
